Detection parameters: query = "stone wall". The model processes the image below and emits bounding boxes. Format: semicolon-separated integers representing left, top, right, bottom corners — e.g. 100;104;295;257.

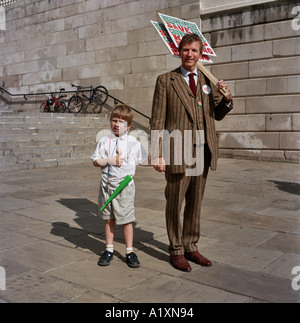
0;0;299;162
203;1;300;162
0;0;201;127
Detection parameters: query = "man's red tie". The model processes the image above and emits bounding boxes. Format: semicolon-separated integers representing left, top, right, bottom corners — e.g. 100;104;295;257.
189;73;197;96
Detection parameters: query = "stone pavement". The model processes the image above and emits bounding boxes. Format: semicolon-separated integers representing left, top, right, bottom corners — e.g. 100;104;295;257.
0;158;299;303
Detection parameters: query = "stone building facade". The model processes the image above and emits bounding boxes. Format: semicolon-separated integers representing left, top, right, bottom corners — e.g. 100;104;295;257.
0;0;299;162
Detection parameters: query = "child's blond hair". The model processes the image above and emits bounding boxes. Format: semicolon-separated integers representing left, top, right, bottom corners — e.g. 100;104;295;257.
110;104;133;126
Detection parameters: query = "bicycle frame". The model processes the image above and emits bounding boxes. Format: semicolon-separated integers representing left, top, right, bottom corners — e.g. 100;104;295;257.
41;90;67;113
75;86;95;102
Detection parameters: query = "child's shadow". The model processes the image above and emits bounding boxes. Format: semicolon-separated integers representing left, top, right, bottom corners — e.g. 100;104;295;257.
50;198;169;264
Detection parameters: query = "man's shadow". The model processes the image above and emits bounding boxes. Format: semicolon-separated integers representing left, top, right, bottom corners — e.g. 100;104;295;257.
50;198;169;264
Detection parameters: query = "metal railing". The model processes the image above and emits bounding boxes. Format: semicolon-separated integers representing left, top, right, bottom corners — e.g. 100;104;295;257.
0;86;151;122
0;0;18;7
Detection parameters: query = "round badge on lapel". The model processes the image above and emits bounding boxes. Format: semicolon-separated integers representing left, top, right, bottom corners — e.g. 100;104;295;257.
202;85;211;95
197;101;202;107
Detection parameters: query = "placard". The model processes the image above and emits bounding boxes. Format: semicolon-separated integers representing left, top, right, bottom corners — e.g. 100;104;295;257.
151;20;213;63
158;13;216;57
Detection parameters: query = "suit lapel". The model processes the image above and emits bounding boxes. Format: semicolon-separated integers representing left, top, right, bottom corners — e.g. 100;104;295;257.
170;67;195;120
198;70;210;117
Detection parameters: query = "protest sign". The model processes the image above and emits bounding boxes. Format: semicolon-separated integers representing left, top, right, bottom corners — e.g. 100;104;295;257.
151;21;180;58
158;13;216;57
151;20;213;63
151;15;231;99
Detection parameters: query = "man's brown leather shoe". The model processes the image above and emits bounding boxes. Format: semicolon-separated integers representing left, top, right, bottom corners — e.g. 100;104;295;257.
184;251;212;267
170;255;192;272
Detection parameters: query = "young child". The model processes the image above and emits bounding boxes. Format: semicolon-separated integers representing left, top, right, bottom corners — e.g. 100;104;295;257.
91;104;148;268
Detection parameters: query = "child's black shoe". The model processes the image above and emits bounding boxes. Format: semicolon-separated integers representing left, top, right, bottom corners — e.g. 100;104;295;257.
126;252;140;268
98;250;113;266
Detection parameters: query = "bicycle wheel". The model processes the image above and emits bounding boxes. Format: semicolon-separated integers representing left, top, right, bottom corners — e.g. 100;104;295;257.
57;101;67;113
40;101;49;113
68;95;84;113
93;86;108;106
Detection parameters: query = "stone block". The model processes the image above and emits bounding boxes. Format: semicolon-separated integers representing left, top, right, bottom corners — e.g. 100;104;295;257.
2;52;25;65
266;114;292;132
86;32;128;51
202;7;251;31
212;62;249;80
261;150;285;162
279;132;300;150
288;76;300;94
220;132;279;149
264;20;300;40
182;3;201;20
116;44;139;60
46;29;78;46
78;0;100;12
250;57;300;78
7;61;38;76
273;38;299;57
285;150;300;163
25;44;67;61
62;67;79;82
232;42;273;62
138;40;168;57
99;59;131;77
267;77;288;95
212;47;232;64
124;71;160;89
129;0;169;16
78;24;100;40
99;75;124;91
57;52;95;69
131;56;166;74
128;27;147;45
229;98;245;114
210;25;264;47
0;41;17;56
94;48;117;64
292;114;300;131
235;78;267;96
65;14;86;30
246;95;300;114
216;114;265;132
22;70;62;86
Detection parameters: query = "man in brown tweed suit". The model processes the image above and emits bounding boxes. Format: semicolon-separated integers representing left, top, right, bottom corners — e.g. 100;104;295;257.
151;33;233;272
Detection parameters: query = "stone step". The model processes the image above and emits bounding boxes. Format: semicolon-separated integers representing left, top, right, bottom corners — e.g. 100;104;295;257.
0;110;110;172
0;132;97;141
0;156;89;172
0;121;105;129
0;143;95;160
0;112;109;123
0;137;93;149
0;126;99;135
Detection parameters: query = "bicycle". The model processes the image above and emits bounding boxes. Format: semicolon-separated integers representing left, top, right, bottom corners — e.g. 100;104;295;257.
40;88;67;113
67;84;108;114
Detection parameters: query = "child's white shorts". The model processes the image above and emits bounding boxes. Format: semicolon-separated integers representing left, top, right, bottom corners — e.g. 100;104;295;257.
98;182;135;225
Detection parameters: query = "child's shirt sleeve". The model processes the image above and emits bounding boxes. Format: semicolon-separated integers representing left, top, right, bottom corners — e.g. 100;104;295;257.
130;139;148;165
91;138;107;162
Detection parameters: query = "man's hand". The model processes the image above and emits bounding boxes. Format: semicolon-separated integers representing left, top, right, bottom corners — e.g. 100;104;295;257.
217;80;232;102
152;157;166;173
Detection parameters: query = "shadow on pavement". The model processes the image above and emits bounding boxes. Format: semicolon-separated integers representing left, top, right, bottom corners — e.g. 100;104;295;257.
51;198;169;264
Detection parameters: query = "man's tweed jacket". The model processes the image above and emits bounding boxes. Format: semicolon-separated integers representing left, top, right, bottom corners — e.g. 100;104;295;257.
151;66;233;174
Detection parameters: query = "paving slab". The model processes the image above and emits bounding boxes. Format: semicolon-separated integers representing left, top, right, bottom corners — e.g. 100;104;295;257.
0;158;299;303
